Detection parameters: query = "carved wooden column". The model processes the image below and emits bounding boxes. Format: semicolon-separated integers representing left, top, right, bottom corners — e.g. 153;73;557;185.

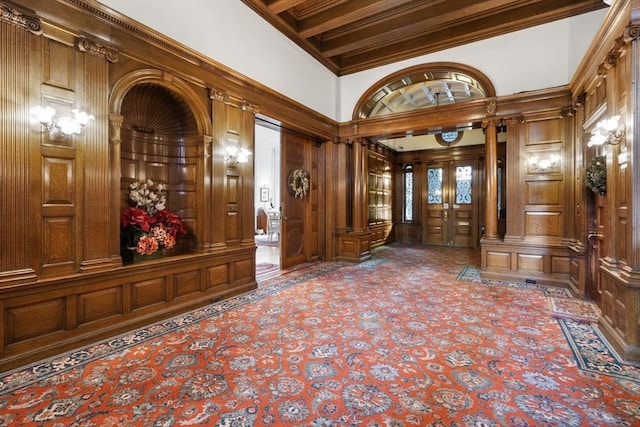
325;138;348;261
78;36;120;271
482;119;499;240
240;100;258;247
337;135;371;262
503;117;525;242
209;88;228;251
0;5;41;284
199;134;213;251
109;114;124;261
352;139;367;232
625;24;640;282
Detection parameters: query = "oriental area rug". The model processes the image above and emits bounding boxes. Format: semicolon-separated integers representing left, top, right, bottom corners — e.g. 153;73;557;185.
1;244;640;426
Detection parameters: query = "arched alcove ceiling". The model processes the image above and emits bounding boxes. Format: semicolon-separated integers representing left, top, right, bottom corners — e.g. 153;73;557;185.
355;63;496;120
121;83;199;137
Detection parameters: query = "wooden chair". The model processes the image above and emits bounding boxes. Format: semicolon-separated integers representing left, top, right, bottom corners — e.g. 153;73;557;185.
267;211;280;241
256;208;267;234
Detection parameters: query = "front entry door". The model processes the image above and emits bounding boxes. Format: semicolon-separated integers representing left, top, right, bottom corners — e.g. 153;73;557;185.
424;159;480;247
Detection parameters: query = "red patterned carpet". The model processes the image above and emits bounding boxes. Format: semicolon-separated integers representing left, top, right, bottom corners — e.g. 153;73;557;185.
1;244;640;426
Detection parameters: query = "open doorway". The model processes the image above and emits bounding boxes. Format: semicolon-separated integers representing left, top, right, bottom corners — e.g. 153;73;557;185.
255;119;281;275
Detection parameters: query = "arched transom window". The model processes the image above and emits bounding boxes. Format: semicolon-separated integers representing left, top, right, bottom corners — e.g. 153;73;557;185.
354;62;496;119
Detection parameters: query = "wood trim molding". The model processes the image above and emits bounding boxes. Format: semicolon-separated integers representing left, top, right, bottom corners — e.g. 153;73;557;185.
340;86;571;140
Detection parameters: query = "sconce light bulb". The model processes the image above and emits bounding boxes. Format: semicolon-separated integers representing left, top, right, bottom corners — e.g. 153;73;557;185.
528;156;538;166
600;115;620;133
538;159;551;169
226;145;238;157
56;116;82;136
588;131;607;147
72;109;95;126
30;105;57;127
237;148;252;164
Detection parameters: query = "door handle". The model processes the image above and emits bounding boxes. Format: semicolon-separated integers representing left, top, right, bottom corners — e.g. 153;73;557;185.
443;210;448;220
587;231;601;249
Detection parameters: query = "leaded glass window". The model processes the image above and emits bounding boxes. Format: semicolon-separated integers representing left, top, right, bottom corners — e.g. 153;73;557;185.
404;169;413;220
427;168;443;204
455;166;472;204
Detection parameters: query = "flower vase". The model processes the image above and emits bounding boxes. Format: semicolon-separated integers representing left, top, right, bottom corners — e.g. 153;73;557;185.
121;246;166;264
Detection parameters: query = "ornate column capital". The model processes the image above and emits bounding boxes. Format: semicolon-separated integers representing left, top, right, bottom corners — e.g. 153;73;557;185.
0;2;42;34
481;118;501;129
209;87;229;104
241;100;259;114
77;36;119;63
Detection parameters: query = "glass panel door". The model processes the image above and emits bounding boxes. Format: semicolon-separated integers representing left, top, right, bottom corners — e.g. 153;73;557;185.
423;160;480;247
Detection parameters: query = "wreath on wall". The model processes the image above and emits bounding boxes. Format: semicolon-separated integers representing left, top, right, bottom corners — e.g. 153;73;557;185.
288;168;310;198
585;155;607;196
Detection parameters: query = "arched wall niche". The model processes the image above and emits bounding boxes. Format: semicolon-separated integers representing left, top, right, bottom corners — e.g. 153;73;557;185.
353;62;496;120
110;69;212;256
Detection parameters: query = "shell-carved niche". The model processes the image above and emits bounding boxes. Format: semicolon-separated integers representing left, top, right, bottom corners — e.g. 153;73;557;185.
120;83;200;251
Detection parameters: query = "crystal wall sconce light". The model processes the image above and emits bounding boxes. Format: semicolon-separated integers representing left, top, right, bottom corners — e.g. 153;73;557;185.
31;105;94;137
588;115;624;147
528;153;561;171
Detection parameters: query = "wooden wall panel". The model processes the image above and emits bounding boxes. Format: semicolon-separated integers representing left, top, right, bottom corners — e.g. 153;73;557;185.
525;212;561;237
208;264;229;289
77;287;123;325
517;254;544;272
131;277;168;310
146;162;169;182
227;175;240;241
527;120;560;144
173;270;201;299
6;298;65;344
551;256;570;275
486;251;510;269
43;218;74;265
43;38;74;90
43;156;74;203
526;181;561;205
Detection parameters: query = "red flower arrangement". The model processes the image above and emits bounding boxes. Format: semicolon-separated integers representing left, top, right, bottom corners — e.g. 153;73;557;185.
121;180;186;255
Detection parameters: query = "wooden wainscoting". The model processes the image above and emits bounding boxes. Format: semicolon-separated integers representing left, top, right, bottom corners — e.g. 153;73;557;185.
0;248;256;372
480;240;570;287
369;222;394;248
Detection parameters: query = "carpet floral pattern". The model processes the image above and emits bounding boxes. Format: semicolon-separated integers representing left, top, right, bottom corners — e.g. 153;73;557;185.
1;245;640;425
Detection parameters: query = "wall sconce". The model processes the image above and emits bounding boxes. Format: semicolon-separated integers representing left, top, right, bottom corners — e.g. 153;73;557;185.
224;144;252;165
588;115;625;147
30;106;94;136
528;154;561;171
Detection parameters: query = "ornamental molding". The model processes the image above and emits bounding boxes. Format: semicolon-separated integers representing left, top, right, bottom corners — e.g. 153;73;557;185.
0;2;42;34
625;24;640;42
481;118;501;129
209;88;230;104
597;31;635;78
241;100;259;114
77;36;119;63
485;99;497;117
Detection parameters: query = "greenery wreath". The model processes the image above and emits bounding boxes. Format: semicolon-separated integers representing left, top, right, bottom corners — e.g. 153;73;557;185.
288;168;310;198
585;155;606;196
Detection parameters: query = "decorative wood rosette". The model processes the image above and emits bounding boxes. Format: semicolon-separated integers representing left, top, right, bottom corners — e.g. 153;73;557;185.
288;168;310;199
